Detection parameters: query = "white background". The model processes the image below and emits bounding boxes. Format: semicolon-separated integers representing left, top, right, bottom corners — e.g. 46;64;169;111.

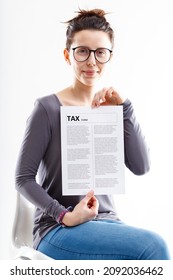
0;0;173;259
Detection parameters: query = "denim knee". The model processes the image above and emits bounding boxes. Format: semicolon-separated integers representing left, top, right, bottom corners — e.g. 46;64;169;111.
139;231;170;260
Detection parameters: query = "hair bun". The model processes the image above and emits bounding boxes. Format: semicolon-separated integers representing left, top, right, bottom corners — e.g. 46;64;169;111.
76;8;108;18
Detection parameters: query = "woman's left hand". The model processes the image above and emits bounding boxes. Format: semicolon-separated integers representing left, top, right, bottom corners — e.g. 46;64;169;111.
92;87;126;108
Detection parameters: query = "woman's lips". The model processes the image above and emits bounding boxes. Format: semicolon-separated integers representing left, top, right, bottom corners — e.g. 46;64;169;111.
84;70;97;76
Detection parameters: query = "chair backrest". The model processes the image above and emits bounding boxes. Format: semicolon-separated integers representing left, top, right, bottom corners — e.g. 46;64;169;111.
12;192;35;248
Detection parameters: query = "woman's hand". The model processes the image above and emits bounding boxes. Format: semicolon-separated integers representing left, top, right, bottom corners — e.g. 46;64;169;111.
92;87;126;108
62;190;99;227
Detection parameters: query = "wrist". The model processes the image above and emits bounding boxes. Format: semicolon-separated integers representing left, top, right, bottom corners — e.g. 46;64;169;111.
117;96;127;105
62;211;79;227
62;210;85;227
62;211;73;226
58;206;73;226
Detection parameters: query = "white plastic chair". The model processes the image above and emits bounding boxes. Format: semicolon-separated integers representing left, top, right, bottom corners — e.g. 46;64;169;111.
11;192;53;260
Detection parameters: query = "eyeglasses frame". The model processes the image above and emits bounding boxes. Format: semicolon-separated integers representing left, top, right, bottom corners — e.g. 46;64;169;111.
72;46;113;64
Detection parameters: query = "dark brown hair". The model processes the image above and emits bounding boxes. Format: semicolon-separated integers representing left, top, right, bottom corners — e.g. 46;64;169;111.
64;9;114;50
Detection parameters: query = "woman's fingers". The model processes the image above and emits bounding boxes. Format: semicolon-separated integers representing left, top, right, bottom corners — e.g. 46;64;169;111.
92;87;126;107
92;88;108;107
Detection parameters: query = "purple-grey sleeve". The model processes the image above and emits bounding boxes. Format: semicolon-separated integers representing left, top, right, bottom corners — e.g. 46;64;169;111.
15;101;66;221
123;99;150;175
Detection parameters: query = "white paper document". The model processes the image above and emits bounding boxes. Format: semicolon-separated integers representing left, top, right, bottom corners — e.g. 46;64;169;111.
60;106;125;195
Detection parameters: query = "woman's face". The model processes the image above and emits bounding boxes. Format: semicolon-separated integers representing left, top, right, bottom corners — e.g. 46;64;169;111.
65;30;113;87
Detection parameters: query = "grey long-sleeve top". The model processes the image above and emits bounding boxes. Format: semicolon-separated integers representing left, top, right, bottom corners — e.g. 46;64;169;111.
15;94;150;249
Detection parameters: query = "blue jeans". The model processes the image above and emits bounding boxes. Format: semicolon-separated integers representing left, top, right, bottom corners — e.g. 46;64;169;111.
37;220;170;260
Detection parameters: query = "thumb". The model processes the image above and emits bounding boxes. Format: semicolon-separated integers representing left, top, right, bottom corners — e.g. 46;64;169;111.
83;190;94;202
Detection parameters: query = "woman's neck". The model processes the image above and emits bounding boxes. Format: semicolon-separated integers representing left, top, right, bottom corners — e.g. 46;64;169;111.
70;84;95;106
56;81;98;106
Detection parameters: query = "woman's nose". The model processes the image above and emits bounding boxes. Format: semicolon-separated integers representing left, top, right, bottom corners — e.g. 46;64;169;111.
87;51;96;65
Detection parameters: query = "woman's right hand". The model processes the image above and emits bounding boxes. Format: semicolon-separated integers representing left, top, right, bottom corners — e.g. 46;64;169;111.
62;190;99;227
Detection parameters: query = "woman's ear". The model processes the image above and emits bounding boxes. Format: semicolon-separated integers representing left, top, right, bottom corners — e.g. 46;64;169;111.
64;48;71;65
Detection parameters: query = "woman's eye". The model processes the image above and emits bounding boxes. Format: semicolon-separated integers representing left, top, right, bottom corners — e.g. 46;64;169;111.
77;48;88;54
97;49;106;56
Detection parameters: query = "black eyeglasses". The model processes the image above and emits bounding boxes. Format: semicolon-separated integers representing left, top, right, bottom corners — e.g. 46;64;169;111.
72;46;112;64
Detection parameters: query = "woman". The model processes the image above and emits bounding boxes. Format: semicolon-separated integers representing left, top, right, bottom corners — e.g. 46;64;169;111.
15;9;170;259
